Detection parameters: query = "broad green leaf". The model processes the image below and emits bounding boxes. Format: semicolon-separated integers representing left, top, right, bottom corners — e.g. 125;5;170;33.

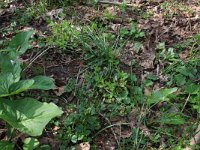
23;138;39;150
159;113;185;125
9;79;34;95
0;98;63;136
30;76;55;90
0;54;21;82
0;73;14;97
147;88;177;105
0;141;14;150
8;30;33;56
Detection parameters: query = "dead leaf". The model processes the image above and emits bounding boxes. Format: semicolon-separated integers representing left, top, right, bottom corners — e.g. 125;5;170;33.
42;8;63;20
144;87;151;96
139;125;151;137
106;6;118;16
139;51;155;69
109;23;121;32
54;86;65;96
75;142;90;150
120;129;132;139
179;50;189;60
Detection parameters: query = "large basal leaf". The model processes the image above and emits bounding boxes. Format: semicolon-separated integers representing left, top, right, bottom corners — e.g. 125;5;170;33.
0;98;63;136
30;76;55;90
147;88;177;105
8;30;33;55
0;73;14;97
0;54;22;82
0;141;14;150
9;79;34;95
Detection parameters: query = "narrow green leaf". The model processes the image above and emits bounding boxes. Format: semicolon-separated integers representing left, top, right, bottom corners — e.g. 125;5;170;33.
30;76;55;90
159;113;185;125
0;98;63;136
147;88;177;105
0;141;14;150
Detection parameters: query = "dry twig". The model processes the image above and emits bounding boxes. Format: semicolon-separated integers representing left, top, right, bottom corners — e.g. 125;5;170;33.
97;1;134;7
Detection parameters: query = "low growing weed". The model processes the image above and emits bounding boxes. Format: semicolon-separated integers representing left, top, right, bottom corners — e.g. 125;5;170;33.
56;28;139;147
55;26;189;149
47;20;80;51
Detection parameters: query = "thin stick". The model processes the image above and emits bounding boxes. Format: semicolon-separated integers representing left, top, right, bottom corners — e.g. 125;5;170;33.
97;1;134;7
99;113;120;146
23;47;50;71
181;94;190;112
93;122;130;138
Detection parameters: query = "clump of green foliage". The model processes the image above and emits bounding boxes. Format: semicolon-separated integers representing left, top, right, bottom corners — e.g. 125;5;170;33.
47;20;79;50
120;22;145;40
54;24;185;149
156;35;200;114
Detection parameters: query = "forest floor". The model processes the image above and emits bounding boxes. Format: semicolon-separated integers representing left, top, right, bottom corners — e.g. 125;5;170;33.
0;0;200;149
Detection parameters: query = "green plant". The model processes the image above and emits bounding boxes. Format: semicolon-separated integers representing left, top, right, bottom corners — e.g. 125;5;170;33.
103;7;116;21
121;128;147;150
156;42;178;61
23;138;40;150
118;1;127;13
160;1;194;18
56;28;139;146
185;83;200;113
57;103;100;146
78;28;137;115
47;20;79;50
120;22;144;40
146;87;177;105
0;31;63;147
14;0;48;26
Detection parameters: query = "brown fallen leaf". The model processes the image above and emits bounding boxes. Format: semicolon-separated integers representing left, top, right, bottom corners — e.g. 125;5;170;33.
139;125;151;137
179;50;189;60
106;6;118;16
139;51;155;69
109;23;121;32
52;126;60;135
54;86;65;96
144;87;151;96
75;142;90;150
